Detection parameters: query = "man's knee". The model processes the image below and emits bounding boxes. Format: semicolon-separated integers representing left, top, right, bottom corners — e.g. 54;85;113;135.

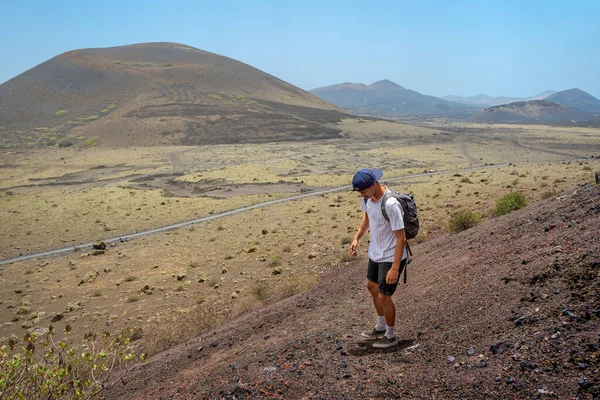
378;293;393;305
367;280;378;293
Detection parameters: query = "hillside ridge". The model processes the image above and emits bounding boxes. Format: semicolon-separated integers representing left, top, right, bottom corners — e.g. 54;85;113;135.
0;42;348;147
105;183;600;399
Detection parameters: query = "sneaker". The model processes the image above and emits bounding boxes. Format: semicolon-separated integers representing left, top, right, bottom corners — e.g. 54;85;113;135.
373;336;399;348
361;327;386;339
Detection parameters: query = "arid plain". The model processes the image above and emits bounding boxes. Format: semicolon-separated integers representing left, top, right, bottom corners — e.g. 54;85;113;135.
0;118;598;356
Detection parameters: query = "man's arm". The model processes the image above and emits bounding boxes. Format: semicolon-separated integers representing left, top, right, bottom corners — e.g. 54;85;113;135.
385;229;406;284
350;213;369;256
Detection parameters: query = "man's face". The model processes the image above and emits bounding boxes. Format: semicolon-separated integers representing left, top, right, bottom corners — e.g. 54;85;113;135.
357;184;376;198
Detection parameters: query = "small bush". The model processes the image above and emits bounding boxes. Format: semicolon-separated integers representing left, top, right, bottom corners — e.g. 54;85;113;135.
126;295;139;303
494;191;528;216
55;110;68;117
76;115;100;122
141;303;221;356
58;139;75;147
267;255;282;267
83;136;99;146
252;281;269;301
540;190;561;200
340;236;353;245
276;274;317;300
0;326;137;399
339;250;353;263
448;210;483;232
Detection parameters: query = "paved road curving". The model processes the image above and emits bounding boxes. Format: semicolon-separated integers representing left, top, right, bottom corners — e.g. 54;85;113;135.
1;160;589;266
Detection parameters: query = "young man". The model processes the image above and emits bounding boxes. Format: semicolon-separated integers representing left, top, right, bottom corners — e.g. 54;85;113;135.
349;168;407;348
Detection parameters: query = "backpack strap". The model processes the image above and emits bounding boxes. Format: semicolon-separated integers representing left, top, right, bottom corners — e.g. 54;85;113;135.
403;242;412;284
380;191;391;222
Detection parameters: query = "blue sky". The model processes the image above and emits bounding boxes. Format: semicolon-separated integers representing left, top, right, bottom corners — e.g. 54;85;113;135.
1;0;599;98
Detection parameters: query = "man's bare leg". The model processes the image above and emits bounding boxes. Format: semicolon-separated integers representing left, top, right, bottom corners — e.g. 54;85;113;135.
378;293;396;333
367;280;384;316
372;293;399;348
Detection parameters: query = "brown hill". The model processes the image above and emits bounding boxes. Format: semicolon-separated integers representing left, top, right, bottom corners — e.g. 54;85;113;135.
545;89;600;115
105;184;600;399
0;42;347;147
472;100;592;123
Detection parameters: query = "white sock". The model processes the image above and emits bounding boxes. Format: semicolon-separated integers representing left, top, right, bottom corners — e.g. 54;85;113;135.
385;325;395;339
376;316;386;331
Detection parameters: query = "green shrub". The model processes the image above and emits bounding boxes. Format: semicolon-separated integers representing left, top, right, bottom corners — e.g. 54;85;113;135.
83;136;99;146
0;327;137;399
339;250;353;263
447;210;483;232
76;115;100;122
252;281;269;301
55;110;68;117
267;254;282;267
340;236;353;245
107;104;117;110
494;191;528;216
540;190;561;200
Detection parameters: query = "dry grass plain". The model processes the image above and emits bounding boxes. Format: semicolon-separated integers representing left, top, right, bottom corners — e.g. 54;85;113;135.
0;118;598;356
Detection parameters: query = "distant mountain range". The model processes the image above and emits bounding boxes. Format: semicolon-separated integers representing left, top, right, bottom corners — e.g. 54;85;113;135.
310;80;600;123
309;80;477;117
472;100;593;123
442;91;556;107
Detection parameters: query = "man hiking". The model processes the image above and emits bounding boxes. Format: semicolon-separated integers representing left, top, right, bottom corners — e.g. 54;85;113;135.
349;168;407;348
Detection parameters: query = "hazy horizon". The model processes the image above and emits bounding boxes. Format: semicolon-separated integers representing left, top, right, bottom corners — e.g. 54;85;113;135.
1;0;598;99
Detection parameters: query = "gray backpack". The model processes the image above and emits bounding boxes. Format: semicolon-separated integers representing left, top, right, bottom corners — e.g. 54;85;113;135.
364;189;420;239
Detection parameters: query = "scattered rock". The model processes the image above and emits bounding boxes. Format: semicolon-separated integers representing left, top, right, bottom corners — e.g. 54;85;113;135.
490;341;512;354
140;285;154;295
93;240;106;250
50;314;63;322
79;269;99;285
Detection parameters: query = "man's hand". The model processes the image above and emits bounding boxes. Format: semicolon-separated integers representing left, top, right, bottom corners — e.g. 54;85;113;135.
349;239;359;256
386;266;399;284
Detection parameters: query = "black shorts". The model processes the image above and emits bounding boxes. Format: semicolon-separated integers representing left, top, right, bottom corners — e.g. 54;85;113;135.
367;258;407;296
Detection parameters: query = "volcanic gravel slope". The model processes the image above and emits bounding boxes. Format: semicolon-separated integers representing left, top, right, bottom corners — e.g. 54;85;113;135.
105;184;600;399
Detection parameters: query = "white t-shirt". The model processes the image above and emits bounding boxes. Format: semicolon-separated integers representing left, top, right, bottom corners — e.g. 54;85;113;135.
361;190;407;263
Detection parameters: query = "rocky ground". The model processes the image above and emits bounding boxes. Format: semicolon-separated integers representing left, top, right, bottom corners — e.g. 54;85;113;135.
103;183;600;399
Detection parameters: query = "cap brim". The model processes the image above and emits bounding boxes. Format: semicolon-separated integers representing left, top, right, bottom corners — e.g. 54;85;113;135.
371;169;383;181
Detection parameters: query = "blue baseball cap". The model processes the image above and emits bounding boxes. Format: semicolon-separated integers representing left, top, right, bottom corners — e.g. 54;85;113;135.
352;168;383;191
